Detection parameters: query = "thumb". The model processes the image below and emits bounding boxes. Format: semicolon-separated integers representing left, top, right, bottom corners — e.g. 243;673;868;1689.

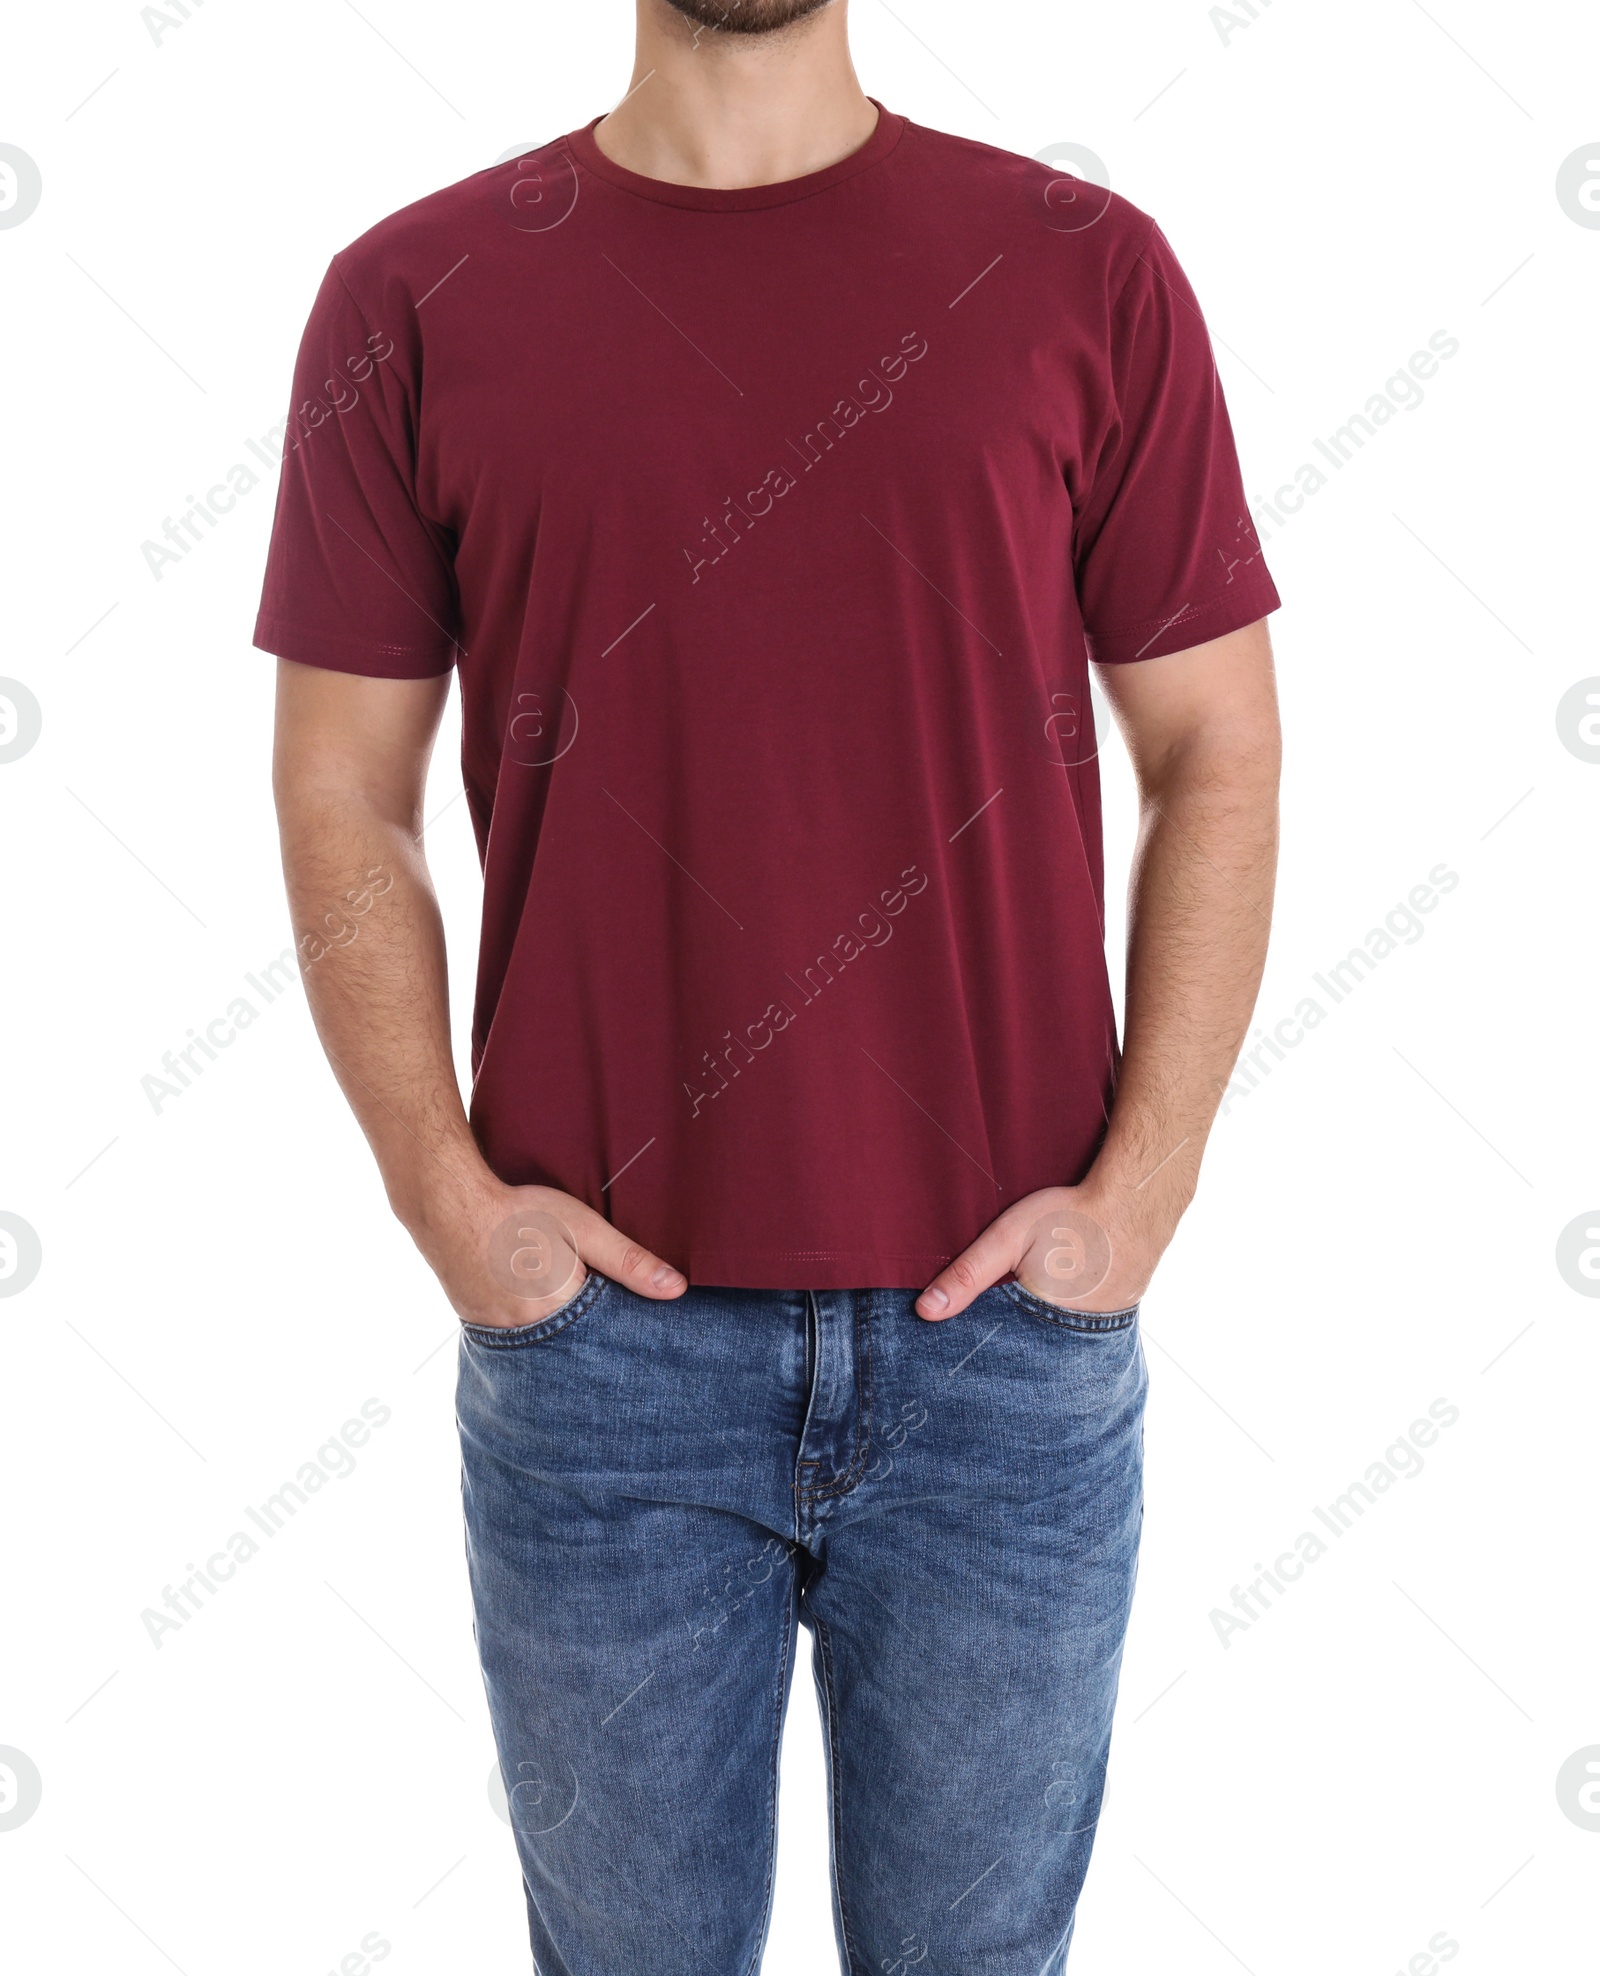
916;1225;1021;1322
574;1214;688;1301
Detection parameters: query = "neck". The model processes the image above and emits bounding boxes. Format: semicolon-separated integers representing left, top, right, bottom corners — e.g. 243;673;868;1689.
594;0;875;189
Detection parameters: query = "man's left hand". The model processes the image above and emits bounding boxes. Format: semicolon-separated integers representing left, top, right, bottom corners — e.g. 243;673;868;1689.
915;1184;1175;1321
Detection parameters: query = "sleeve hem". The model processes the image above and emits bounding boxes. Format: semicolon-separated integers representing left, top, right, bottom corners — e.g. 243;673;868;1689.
252;615;457;680
1086;574;1281;665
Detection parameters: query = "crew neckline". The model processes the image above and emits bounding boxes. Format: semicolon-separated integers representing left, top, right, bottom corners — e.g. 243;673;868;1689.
565;98;906;211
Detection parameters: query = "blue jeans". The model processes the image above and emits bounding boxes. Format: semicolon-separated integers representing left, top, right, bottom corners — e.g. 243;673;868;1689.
457;1275;1146;1975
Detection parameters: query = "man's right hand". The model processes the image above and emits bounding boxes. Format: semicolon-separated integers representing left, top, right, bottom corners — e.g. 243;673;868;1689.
273;664;689;1333
410;1179;688;1331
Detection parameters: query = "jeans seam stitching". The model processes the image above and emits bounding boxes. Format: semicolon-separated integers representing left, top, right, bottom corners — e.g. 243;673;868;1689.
807;1301;874;1501
794;1295;824;1510
814;1617;867;1976
743;1562;798;1976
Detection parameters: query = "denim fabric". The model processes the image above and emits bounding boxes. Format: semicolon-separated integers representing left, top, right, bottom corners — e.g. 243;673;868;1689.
457;1275;1146;1975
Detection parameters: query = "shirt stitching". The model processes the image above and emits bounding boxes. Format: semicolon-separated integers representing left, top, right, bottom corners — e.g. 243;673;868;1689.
563;112;907;214
1088;573;1278;643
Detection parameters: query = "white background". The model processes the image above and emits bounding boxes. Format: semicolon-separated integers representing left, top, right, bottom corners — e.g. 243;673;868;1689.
3;1;1597;1971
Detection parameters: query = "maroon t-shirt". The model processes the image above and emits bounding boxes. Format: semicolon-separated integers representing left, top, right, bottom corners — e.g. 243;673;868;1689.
255;105;1279;1288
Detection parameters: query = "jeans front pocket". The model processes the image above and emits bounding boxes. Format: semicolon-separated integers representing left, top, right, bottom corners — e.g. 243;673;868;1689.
459;1268;614;1349
1000;1276;1140;1334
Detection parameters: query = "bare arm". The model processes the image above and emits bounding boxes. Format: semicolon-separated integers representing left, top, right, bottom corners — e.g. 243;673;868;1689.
272;659;686;1324
917;617;1281;1318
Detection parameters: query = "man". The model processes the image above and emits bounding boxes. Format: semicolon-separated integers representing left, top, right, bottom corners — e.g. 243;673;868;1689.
258;0;1281;1967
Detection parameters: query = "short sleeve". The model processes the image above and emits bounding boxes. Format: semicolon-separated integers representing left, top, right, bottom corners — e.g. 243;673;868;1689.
1073;224;1280;664
252;255;461;677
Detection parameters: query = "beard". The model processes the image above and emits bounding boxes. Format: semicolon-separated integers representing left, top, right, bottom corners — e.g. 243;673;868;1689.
658;0;838;36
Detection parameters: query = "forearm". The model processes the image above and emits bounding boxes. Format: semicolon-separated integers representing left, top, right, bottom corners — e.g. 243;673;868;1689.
277;793;492;1229
914;621;1281;1320
1087;735;1280;1228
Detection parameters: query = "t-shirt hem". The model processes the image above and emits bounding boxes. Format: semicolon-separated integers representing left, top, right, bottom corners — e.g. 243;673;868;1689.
1087;573;1281;665
677;1249;954;1292
253;615;457;679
